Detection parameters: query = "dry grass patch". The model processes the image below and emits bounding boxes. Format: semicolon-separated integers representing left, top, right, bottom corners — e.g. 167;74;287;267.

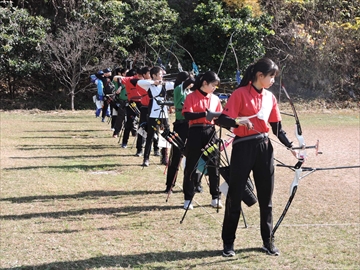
0;109;359;269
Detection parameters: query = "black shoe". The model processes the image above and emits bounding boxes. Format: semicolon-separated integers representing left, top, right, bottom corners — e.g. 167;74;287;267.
222;243;235;257
154;150;160;156
163;187;172;194
195;185;203;193
262;241;280;256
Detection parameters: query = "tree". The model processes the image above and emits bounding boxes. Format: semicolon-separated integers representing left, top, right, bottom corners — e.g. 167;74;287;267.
184;0;273;81
44;22;103;110
262;0;360;100
0;6;50;98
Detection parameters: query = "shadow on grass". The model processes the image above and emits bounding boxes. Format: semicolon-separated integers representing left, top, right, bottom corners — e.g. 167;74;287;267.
10;154;138;159
2;163;143;171
0;204;181;220
0;248;261;270
0;190;165;203
20;136;104;139
16;145;119;150
25;129;106;132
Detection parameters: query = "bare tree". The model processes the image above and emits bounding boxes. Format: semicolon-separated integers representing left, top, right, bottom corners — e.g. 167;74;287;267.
45;22;103;110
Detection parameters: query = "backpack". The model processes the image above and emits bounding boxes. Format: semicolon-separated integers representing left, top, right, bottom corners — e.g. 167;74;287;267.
104;78;115;94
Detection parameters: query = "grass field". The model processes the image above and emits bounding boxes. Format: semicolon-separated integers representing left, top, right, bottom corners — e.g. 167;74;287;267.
0;109;359;270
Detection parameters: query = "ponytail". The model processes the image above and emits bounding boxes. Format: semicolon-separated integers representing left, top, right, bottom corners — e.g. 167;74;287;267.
193;71;220;90
239;64;255;87
239;58;279;87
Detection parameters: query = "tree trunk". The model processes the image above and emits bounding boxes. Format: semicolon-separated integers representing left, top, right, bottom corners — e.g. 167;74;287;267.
71;89;75;111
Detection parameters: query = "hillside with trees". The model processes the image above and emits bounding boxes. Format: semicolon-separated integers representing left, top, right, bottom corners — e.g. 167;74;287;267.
0;0;359;110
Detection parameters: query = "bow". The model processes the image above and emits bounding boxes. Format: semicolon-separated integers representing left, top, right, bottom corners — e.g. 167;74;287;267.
145;39;166;70
161;44;183;72
175;41;199;75
271;83;311;239
217;31;241;85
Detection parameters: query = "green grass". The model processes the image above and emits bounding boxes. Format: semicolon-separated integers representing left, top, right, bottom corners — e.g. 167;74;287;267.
0;109;359;269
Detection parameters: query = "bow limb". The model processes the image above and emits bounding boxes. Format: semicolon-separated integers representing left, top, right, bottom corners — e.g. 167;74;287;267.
161;44;183;72
145;39;162;66
175;41;199;75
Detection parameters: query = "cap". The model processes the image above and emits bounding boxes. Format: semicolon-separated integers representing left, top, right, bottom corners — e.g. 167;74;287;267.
97;70;104;75
103;68;112;73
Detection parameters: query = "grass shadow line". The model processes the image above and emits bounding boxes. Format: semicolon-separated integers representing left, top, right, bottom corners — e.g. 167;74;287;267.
0;189;166;203
0;205;182;220
0;249;254;270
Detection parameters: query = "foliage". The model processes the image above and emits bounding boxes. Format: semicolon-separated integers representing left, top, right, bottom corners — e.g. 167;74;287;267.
0;6;50;97
0;0;359;109
222;0;263;16
185;0;273;80
71;0;131;61
262;0;360;100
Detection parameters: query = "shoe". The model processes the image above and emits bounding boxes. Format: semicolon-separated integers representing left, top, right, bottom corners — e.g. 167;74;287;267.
183;200;193;210
211;198;223;209
142;159;149;167
154;150;160;156
222;243;235;257
121;144;127;148
195;185;203;193
163;187;172;194
101;118;105;122
113;134;118;138
262;241;280;256
135;150;143;157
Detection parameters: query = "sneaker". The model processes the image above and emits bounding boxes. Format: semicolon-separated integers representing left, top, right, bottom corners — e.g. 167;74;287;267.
101;118;105;122
142;159;149;167
195;185;203;193
183;200;193;210
113;134;118;138
262;241;280;256
135;150;143;157
222;243;235;257
211;198;223;209
121;144;127;148
163;187;172;194
154;150;160;156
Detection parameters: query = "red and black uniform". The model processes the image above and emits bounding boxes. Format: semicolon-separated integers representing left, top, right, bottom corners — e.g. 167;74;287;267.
217;84;292;247
121;77;157;153
182;89;223;201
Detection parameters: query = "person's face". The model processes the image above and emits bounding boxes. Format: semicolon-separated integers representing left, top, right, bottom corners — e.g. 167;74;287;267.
143;71;151;80
258;73;275;89
202;80;218;94
153;71;163;81
104;72;112;77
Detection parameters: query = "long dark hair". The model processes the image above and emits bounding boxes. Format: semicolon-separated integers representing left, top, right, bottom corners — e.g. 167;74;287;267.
239;58;279;87
193;71;220;90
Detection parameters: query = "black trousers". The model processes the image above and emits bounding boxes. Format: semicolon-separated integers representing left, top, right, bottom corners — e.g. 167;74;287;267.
122;104;137;145
222;136;274;245
143;117;167;160
183;125;220;201
101;97;111;118
165;120;189;188
113;100;127;136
